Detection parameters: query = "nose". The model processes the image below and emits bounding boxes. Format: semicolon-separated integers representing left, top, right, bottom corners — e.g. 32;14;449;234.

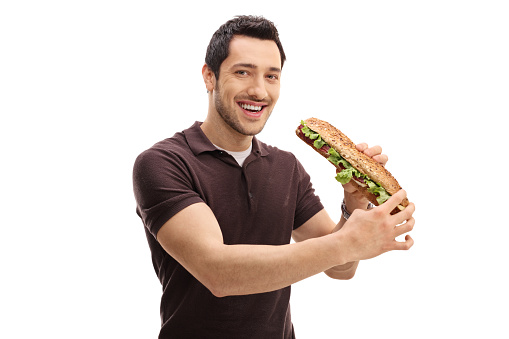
247;76;268;100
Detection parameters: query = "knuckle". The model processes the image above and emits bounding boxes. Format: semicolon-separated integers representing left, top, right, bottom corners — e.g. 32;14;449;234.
372;207;385;218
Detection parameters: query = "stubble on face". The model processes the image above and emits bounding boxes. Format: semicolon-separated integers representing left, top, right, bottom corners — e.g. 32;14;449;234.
213;82;272;137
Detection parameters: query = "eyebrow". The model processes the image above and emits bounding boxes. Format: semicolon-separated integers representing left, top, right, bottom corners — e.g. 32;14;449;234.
232;63;281;73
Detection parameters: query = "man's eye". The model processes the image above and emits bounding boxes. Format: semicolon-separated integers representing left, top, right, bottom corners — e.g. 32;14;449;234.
236;70;248;76
267;74;279;80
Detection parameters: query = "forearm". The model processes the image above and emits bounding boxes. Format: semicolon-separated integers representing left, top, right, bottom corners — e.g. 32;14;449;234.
200;234;346;297
157;203;352;298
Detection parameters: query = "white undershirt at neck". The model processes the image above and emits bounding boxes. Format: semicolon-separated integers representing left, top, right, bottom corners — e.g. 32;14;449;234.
213;143;253;167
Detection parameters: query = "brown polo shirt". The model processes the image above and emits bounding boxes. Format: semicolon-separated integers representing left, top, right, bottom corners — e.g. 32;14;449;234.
133;121;324;339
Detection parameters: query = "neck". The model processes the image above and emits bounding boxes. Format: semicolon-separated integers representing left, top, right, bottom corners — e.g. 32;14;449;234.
201;115;253;152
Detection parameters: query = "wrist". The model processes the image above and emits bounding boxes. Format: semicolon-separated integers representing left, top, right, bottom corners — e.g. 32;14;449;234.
344;189;373;209
342;198;374;220
331;230;354;266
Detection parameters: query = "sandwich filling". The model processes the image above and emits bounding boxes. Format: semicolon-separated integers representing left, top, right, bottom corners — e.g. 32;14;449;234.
298;121;391;205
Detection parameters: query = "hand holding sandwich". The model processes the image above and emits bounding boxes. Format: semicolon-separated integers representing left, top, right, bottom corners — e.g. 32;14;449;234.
341;143;387;213
296;117;415;263
338;189;415;262
296;118;409;213
328;145;414;267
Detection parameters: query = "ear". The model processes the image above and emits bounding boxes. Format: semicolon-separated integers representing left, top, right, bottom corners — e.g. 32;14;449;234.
202;64;216;92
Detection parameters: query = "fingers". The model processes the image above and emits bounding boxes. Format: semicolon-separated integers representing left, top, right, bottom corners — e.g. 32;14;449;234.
356;143;388;166
373;154;388;166
394;201;416;223
382;189;408;214
356;143;380;156
392;235;414;251
394;217;415;238
363;145;382;157
392;208;415;250
356;143;369;152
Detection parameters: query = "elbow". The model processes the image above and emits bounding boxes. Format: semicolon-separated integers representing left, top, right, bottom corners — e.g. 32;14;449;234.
207;282;228;298
200;272;230;298
325;263;358;280
325;270;356;280
329;261;359;280
340;270;356;280
192;251;239;298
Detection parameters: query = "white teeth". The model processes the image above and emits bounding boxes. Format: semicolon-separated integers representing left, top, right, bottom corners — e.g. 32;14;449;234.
240;103;262;111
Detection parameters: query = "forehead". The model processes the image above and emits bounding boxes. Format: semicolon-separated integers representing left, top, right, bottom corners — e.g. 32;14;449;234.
222;35;281;70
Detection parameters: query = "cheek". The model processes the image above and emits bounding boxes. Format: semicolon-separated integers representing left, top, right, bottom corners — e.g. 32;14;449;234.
270;86;281;102
219;80;242;100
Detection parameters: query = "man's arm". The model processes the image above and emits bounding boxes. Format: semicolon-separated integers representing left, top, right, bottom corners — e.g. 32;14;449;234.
292;207;359;280
156;190;414;297
155;202;349;297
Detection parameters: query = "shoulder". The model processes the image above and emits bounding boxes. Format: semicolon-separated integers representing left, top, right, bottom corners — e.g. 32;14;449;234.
135;121;206;165
135;136;178;162
133;131;192;178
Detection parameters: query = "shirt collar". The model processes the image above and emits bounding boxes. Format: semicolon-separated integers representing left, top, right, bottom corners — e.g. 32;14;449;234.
184;121;270;157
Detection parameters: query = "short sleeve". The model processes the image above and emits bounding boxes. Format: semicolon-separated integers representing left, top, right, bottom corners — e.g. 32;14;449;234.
133;148;203;238
292;157;324;229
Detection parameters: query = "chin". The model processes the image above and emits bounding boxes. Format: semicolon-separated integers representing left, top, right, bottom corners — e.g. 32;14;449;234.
239;114;271;136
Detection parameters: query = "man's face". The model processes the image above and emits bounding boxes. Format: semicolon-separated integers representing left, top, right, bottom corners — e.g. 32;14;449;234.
212;35;281;136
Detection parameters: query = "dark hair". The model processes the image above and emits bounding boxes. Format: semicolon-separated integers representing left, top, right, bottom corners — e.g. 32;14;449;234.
205;15;286;80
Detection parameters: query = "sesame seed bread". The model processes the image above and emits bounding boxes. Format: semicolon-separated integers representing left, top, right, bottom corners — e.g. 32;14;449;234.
297;117;409;210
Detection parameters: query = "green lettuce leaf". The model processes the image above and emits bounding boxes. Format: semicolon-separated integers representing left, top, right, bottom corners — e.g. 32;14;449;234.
328;149;365;181
313;137;326;149
335;168;354;184
301;119;392;205
327;148;342;166
300;122;319;140
366;181;391;204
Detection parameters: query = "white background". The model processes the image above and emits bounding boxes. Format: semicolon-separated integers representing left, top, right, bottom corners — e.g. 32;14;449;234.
1;1;508;338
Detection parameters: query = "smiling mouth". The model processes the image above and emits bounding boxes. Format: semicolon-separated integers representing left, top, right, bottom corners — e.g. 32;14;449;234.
237;102;267;116
239;102;263;111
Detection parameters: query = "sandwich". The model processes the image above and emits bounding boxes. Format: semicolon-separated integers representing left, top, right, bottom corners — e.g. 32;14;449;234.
296;117;408;214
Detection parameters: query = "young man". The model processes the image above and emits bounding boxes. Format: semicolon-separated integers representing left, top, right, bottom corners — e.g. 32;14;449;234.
133;15;415;339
